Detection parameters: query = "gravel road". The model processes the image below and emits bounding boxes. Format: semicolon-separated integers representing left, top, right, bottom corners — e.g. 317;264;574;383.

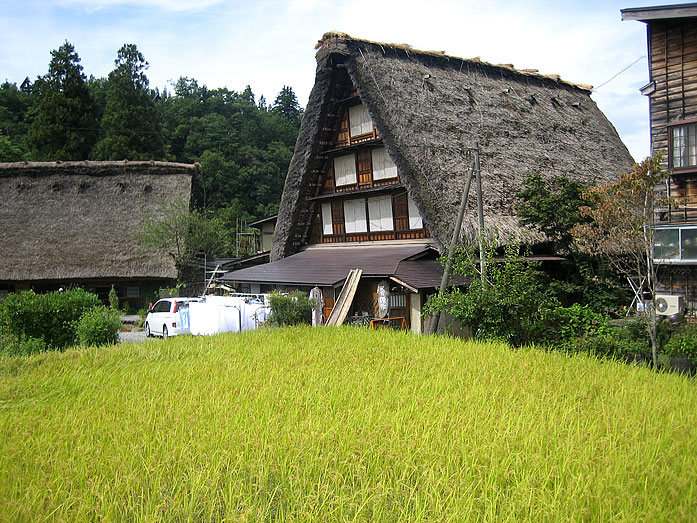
119;330;147;344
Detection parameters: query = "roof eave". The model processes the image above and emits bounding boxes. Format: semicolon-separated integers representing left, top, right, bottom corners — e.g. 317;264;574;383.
621;3;697;22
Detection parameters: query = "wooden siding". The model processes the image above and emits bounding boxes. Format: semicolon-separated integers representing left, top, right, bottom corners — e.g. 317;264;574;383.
393;193;409;231
357;149;372;186
648;20;697;162
331;200;345;235
649;18;697;225
306;68;425;244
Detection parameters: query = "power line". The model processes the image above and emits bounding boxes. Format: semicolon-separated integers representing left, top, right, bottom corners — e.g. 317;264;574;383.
592;55;646;92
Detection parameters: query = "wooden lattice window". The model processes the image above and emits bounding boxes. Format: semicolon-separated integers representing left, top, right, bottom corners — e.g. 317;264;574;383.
349;104;372;137
344;199;367;233
334;154;357;186
368;195;393;231
372;147;398;180
321;202;333;235
408;195;423;229
671;122;697;169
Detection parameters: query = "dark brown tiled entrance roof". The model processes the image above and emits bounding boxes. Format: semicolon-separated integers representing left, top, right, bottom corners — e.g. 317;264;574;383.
220;241;443;287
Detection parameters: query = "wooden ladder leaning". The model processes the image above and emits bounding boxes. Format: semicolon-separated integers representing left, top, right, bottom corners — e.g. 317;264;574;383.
325;269;362;326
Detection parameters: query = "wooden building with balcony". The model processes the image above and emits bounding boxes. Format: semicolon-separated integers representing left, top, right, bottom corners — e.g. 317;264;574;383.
622;3;697;309
221;32;633;332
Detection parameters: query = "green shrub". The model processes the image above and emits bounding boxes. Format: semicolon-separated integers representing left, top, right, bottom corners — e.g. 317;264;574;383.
620;315;674;351
425;243;559;346
664;326;697;361
540;304;609;346
75;306;122;347
268;291;314;326
109;285;119;311
0;288;101;350
0;335;48;357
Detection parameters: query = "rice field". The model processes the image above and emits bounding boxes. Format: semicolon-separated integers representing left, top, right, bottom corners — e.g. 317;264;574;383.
1;326;696;521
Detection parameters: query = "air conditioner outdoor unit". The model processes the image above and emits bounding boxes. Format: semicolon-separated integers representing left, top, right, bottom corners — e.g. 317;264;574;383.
655;294;684;316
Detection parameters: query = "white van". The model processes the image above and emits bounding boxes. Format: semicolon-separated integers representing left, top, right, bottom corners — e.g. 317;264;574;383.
145;298;199;338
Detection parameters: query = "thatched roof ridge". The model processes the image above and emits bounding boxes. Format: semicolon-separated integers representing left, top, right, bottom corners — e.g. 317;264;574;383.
0;160;199;178
272;32;634;259
0;161;196;282
315;31;595;92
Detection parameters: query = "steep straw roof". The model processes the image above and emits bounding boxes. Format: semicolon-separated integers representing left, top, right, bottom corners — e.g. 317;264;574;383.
272;32;634;260
0;161;197;282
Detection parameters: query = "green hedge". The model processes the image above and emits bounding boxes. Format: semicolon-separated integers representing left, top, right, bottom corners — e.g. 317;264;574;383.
75;306;122;347
268;291;314;326
0;289;101;350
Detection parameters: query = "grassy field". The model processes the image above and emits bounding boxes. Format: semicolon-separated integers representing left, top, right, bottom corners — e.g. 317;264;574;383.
1;326;696;521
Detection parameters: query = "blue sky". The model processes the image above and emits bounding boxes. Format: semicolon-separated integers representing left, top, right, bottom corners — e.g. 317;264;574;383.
0;0;661;160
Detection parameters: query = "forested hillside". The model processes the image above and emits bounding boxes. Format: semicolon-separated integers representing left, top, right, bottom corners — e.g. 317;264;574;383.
0;41;302;259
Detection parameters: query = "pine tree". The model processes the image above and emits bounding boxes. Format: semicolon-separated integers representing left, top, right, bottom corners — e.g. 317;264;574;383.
271;85;302;126
0;81;32;160
27;41;97;160
93;44;164;160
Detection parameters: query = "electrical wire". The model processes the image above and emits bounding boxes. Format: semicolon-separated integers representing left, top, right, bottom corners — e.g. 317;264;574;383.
592;55;646;92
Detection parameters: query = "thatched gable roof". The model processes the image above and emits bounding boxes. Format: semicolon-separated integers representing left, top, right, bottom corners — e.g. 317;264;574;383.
272;32;634;260
0;161;197;283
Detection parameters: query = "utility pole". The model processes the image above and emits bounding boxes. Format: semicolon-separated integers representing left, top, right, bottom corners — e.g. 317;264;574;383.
426;144;484;335
474;144;486;284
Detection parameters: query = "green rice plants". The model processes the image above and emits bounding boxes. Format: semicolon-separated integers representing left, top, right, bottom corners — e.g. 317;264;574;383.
1;327;696;520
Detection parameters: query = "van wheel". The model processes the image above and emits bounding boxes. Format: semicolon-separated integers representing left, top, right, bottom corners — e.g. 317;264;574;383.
145;323;151;337
162;325;168;339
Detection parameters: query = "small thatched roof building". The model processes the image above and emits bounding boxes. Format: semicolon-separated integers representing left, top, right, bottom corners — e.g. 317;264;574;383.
0;161;197;305
272;32;635;260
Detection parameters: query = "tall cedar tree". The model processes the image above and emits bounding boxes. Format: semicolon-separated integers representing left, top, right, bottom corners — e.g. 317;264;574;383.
0;81;32;160
27;41;97;160
94;44;164;160
271;85;303;126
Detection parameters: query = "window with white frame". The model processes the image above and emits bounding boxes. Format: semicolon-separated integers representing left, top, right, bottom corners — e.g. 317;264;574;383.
321;202;333;235
349;104;373;137
344;199;367;233
368;195;393;231
334;154;357;186
371;147;398;180
407;195;423;229
671;123;697;169
654;227;697;261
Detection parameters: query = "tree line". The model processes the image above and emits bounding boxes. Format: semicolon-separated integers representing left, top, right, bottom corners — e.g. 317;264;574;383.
0;41;302;258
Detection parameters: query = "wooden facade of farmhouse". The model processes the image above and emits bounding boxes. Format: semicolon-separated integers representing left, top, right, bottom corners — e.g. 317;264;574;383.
306;76;430;246
222;32;633;332
623;3;697;310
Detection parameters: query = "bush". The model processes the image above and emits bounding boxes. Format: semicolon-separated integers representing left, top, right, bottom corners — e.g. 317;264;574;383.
109;285;119;311
540;304;609;347
664;326;697;361
0;288;101;350
75;306;122;347
0;336;48;357
425;243;559;346
268;291;314;326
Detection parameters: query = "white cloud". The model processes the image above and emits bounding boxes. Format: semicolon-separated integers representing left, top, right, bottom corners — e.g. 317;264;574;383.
56;0;226;11
0;0;657;158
